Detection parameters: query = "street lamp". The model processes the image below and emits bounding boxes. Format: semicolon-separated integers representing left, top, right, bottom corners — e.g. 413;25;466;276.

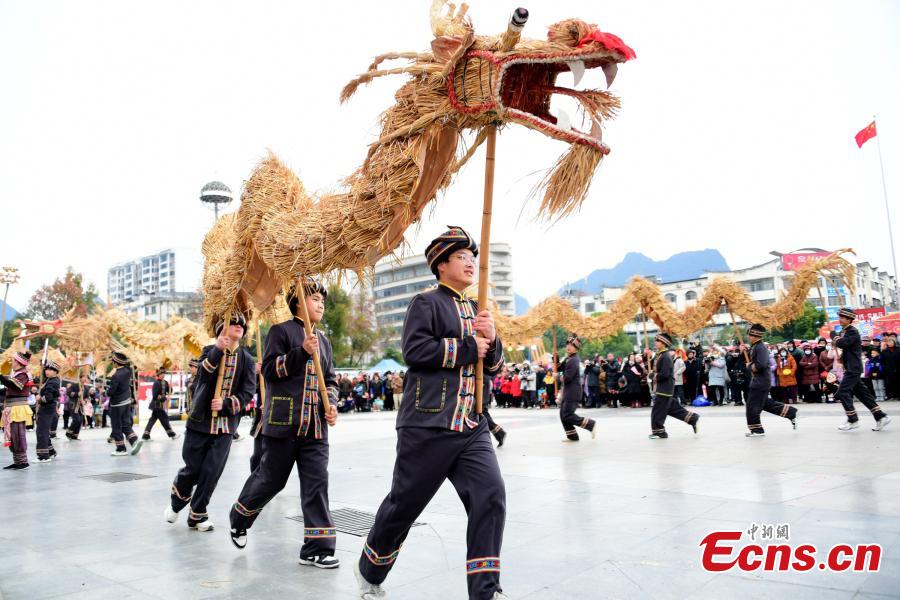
200;181;233;221
0;266;21;346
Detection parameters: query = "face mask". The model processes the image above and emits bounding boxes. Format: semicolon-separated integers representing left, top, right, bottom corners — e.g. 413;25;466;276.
780;351;787;357
805;350;812;355
826;345;832;351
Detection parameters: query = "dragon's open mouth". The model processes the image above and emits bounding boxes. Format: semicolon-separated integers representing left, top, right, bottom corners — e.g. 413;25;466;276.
498;53;620;153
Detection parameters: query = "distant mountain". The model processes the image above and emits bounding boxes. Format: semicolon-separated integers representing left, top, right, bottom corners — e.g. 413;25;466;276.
560;250;730;294
514;293;530;316
0;300;17;322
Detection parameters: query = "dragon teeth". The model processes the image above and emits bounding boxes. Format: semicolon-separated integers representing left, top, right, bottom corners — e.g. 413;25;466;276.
566;60;585;87
602;62;618;88
555;108;573;132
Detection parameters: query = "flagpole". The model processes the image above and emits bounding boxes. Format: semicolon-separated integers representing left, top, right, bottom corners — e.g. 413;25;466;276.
874;116;899;309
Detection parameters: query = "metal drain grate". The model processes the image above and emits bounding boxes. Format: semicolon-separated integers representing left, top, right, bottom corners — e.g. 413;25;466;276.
80;472;157;483
287;507;425;537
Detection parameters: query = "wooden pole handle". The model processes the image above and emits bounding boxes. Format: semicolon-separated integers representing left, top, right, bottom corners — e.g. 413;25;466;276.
552;326;558;398
212;309;232;418
475;126;497;415
255;319;266;412
726;302;750;364
296;278;331;413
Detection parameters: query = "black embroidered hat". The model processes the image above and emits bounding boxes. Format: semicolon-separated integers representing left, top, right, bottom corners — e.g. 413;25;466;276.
656;332;674;347
44;360;60;373
286;276;328;316
425;226;478;276
111;351;129;365
214;312;248;337
566;335;582;350
838;307;857;321
748;323;767;338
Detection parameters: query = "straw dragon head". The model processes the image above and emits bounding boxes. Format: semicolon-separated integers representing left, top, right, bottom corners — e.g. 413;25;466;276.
342;1;635;218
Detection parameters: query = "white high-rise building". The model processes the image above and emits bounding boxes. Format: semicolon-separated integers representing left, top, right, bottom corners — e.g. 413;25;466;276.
108;249;176;305
373;243;516;348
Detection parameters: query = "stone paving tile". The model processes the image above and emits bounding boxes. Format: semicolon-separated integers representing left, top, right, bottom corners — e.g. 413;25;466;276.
2;404;898;599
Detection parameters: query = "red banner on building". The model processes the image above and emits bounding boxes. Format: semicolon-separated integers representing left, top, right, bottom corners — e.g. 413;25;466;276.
781;252;832;271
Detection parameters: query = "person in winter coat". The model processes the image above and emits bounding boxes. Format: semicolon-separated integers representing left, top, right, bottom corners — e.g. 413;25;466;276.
799;346;823;403
881;336;900;400
672;349;687;406
775;349;798;404
604;354;621;408
520;363;537;409
684;350;702;401
866;348;885;402
583;359;602;408
622;354;644;408
706;354;727;406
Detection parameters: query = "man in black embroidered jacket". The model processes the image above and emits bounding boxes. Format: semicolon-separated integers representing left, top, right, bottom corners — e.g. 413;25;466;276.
36;361;62;462
165;314;255;531
107;352;143;456
556;336;597;441
229;278;340;569
355;226;507;600
143;368;178;440
649;333;699;439
65;375;89;440
834;308;891;431
745;324;798;437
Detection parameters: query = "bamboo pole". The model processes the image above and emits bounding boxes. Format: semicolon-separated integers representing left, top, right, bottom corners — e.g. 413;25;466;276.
552;325;558;400
296;278;331;412
816;281;829;326
211;309;232;419
641;305;650;352
474;125;497;415
727;301;750;364
255;318;266;416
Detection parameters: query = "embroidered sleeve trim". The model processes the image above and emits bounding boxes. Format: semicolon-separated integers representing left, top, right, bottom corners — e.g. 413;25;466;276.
231;396;240;414
6;375;24;390
275;354;288;378
442;338;458;369
202;358;217;373
232;501;261;517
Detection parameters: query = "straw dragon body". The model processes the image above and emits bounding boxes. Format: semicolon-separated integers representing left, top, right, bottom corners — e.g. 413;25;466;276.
202;2;635;331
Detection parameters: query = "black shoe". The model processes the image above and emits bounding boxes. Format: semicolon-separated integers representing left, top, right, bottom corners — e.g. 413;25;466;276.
3;463;16;470
494;429;507;447
691;416;700;435
231;528;247;549
10;463;30;470
141;434;151;441
648;432;669;439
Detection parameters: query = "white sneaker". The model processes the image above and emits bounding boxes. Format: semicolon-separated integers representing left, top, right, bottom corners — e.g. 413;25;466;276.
745;431;766;438
872;416;892;431
164;505;179;523
110;449;128;457
791;417;798;430
230;528;247;549
354;561;386;599
493;592;511;600
837;421;860;431
130;439;144;456
196;520;214;532
299;555;340;569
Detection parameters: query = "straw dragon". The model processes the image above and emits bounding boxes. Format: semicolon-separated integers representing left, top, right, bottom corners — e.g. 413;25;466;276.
202;1;635;331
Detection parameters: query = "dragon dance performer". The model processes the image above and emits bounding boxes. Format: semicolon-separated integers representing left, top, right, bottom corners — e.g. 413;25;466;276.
143;368;179;441
65;374;89;440
556;336;597;442
355;227;508;600
36;360;62;462
834;308;891;432
1;351;34;470
108;352;144;456
745;324;798;437
165;314;255;532
649;333;699;439
229;277;340;569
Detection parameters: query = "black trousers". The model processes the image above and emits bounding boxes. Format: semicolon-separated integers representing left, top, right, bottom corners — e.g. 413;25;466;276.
110;404;138;450
560;397;595;441
63;408;72;430
144;407;174;437
68;412;83;438
171;429;232;523
231;434;335;557
835;372;886;423
36;407;56;458
650;394;698;435
746;386;797;433
359;419;505;600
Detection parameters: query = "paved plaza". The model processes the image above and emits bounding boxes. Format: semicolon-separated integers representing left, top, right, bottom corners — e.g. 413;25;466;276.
4;403;900;599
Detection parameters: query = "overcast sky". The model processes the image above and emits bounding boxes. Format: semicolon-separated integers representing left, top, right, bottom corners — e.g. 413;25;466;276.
1;0;898;311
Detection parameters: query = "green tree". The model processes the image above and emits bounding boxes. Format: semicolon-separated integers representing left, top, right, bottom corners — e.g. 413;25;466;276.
345;286;382;368
541;324;569;354
26;268;100;320
321;284;352;365
581;330;635;359
768;302;825;342
381;347;405;365
715;325;743;346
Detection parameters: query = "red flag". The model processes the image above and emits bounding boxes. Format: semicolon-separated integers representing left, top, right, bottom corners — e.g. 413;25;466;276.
855;121;877;148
